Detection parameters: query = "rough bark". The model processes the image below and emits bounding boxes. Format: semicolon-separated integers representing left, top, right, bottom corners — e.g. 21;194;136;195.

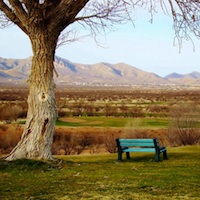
6;30;58;161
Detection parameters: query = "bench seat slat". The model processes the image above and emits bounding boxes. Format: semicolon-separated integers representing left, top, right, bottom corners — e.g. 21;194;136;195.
120;142;155;147
118;139;155;143
123;148;155;153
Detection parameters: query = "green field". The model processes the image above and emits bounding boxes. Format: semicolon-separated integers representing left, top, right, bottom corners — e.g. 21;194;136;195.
1;146;200;200
56;117;169;128
19;116;200;129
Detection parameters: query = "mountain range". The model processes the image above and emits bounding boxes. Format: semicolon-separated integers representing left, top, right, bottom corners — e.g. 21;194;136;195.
0;56;200;86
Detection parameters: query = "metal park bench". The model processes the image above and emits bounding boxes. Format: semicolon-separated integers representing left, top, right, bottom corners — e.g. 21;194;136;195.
116;138;168;162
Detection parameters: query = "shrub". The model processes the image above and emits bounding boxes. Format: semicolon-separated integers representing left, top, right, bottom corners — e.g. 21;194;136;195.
0;103;25;124
167;103;200;146
0;125;22;154
52;129;96;155
105;133;118;153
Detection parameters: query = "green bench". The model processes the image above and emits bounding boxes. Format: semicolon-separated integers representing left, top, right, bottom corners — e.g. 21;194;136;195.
116;138;168;162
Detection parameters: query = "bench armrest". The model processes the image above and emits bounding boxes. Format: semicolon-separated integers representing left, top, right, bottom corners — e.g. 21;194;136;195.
122;147;129;151
159;146;166;150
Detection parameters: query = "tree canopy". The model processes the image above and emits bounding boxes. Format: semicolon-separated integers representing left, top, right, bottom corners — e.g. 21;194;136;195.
1;1;200;47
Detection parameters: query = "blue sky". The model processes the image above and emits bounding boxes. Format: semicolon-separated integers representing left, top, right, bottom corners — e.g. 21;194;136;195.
0;9;200;77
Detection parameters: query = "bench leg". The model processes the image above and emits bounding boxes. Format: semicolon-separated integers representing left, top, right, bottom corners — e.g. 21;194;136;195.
163;150;168;160
155;152;160;162
118;152;122;161
126;152;130;159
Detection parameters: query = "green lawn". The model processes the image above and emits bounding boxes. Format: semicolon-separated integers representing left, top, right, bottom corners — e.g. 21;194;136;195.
56;117;168;128
0;145;200;200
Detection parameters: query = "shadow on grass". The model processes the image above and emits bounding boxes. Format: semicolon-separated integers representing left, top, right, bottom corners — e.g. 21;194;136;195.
0;158;72;173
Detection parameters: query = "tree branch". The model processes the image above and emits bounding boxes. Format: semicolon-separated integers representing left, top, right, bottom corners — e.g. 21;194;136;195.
168;0;200;50
0;0;27;32
21;0;35;16
1;0;200;50
8;0;28;27
46;0;89;32
69;0;135;41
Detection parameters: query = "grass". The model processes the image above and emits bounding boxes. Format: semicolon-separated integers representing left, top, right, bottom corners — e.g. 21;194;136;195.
0;146;200;200
56;117;168;128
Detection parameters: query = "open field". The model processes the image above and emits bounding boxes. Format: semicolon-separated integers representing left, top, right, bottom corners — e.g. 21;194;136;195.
1;85;200;155
0;145;200;200
56;117;169;128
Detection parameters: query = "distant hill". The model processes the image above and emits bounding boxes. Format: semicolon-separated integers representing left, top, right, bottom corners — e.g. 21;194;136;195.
0;56;199;86
165;73;185;79
165;71;200;85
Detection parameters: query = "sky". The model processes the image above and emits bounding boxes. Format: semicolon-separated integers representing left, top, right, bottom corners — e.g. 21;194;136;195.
0;9;200;77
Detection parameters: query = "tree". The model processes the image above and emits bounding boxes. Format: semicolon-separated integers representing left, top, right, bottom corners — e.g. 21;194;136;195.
0;0;199;160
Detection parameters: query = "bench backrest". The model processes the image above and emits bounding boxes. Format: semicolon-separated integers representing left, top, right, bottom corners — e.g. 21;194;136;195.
116;138;159;148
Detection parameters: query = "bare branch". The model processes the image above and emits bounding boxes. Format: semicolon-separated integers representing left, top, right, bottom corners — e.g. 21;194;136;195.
168;0;200;50
69;0;136;41
57;28;90;48
1;0;200;49
0;0;27;31
8;0;28;26
21;0;35;16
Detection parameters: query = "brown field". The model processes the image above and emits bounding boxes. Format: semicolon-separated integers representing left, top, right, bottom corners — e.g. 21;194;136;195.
0;85;200;156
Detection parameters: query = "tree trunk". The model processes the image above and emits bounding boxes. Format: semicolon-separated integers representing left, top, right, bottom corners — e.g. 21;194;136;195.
6;30;58;161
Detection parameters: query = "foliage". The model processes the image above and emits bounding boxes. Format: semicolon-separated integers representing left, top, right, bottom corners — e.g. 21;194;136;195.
0;146;200;199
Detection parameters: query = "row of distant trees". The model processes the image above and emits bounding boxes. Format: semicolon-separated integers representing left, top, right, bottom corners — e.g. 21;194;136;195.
1;101;198;122
0;101;167;123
